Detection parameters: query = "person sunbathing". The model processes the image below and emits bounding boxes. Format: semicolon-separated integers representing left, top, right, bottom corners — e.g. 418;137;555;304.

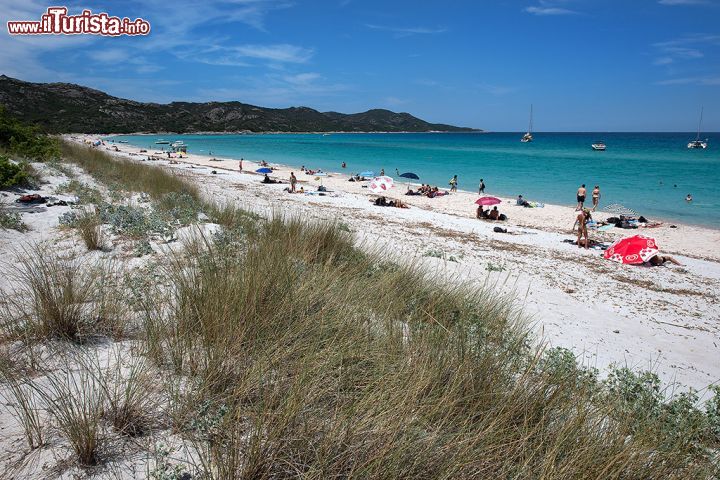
262;174;281;184
488;206;500;220
648;254;683;266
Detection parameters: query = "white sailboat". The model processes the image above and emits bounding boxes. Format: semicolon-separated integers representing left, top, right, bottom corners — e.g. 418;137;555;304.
687;107;708;149
521;104;533;142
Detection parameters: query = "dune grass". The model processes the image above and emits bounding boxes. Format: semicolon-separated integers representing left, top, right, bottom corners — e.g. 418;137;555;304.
137;216;719;478
75;210;104;251
3;138;713;476
60;141;199;202
1;245;127;341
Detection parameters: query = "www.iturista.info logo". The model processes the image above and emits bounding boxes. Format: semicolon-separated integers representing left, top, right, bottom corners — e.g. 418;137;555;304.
7;7;151;36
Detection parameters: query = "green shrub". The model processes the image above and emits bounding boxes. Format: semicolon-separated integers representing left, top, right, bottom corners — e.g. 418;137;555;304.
0;155;34;188
0;208;28;232
0;106;60;161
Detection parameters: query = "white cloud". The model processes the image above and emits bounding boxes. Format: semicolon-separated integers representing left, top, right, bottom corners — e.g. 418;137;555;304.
653;56;674;65
234;44;314;63
524;6;577;15
655;75;720;85
283;72;321;85
658;0;709;5
364;24;447;36
383;96;409;107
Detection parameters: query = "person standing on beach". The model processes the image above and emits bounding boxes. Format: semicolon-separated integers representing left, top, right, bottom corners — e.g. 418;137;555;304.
239;158;243;171
591;185;601;211
380;168;385;176
576;209;591;249
576;184;586;211
478;178;485;194
449;175;458;192
290;172;297;193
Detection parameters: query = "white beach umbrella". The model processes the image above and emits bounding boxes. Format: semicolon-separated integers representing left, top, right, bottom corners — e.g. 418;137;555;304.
604;203;638;216
368;176;394;194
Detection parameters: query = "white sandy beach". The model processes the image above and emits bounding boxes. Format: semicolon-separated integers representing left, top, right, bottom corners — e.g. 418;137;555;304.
2;135;718;397
42;135;716;395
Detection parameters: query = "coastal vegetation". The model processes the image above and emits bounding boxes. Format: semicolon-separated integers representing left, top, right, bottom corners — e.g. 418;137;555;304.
0;105;59;161
0;115;718;477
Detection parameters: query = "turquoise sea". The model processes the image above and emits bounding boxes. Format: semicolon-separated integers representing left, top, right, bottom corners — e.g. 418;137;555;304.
108;132;720;228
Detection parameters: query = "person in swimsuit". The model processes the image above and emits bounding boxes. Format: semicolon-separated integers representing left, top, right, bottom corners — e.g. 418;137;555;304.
449;175;458;192
576;184;587;211
478;178;485;194
576;208;591;249
591;185;601;212
290;172;297;193
239;158;243;171
489;206;499;220
648;254;683;266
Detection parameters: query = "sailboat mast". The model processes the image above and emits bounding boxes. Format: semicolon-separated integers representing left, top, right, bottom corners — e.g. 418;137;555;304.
529;104;533;133
697;106;703;141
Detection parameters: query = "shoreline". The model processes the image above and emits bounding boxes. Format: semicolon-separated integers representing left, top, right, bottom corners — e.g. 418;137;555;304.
60;134;720;393
104;132;719;232
56;134;720;392
95;134;720;257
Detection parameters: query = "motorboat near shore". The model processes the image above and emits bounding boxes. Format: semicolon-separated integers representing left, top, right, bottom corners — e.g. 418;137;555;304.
591;141;606;151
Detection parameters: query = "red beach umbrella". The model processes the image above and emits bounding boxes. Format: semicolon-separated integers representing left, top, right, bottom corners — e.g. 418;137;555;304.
603;235;659;265
475;196;501;206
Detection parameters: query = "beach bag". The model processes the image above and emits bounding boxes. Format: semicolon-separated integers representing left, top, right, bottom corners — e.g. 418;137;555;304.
493;227;507;233
606;217;620;224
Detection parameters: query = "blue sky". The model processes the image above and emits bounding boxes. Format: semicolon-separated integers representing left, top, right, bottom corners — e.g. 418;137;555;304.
1;0;719;131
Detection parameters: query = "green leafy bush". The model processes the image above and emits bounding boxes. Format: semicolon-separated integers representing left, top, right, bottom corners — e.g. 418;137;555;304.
0;209;28;232
0;155;34;188
0;106;60;161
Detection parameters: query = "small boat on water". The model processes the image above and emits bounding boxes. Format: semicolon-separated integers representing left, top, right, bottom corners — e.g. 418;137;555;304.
687;107;708;149
591;141;606;151
521;104;533;142
171;141;187;153
118;140;128;144
155;139;170;145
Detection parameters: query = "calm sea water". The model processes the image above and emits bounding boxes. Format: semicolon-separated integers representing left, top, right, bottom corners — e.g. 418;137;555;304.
108;132;720;228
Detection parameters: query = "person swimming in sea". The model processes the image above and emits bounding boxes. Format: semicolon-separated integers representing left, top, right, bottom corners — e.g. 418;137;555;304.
686;194;693;202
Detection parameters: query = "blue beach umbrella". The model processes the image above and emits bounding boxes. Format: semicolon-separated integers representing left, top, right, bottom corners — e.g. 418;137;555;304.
398;172;420;180
256;167;273;174
359;171;374;177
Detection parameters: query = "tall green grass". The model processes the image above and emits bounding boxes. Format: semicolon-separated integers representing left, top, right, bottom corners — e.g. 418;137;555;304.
1;245;127;341
60;141;199;202
138;216;719;478
38;138;720;476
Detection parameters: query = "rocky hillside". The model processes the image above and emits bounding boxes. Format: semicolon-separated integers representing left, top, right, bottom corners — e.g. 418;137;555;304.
0;75;478;134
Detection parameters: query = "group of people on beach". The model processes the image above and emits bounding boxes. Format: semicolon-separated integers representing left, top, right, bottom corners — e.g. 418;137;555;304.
476;205;506;221
576;184;601;212
406;184;449;198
